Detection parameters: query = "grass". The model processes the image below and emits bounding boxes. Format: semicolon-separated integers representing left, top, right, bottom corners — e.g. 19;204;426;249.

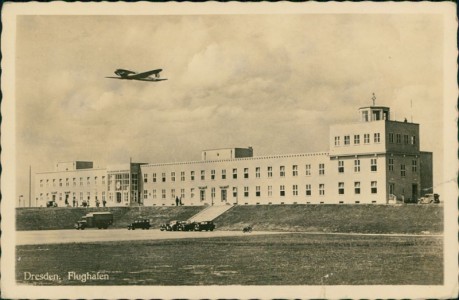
16;206;203;230
17;204;443;234
16;233;442;285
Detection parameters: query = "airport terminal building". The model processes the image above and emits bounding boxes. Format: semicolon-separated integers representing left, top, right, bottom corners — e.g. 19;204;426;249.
34;105;433;207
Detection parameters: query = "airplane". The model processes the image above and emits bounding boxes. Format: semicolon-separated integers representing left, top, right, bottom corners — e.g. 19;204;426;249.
106;68;167;82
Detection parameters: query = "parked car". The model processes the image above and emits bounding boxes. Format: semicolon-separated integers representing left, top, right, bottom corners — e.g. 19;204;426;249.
177;221;195;231
418;193;440;204
128;219;151;230
193;221;215;231
46;201;58;207
160;220;180;231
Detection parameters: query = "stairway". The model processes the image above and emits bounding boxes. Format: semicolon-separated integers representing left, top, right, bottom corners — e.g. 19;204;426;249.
187;205;233;222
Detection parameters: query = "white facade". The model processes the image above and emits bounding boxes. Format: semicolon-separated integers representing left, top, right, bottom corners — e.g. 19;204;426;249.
34;105;433;207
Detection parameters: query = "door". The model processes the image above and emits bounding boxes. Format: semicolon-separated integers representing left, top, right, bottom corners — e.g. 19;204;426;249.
412;184;418;203
221;189;227;202
116;192;122;203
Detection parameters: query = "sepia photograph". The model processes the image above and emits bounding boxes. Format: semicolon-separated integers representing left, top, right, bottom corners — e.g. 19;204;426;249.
1;1;457;299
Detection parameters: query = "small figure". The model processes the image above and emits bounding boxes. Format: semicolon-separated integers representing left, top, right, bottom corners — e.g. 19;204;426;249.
175;196;180;206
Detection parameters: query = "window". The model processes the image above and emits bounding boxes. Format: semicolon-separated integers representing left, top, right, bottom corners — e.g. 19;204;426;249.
153;173;157;182
86;177;90;185
412;160;417;172
40;179;43;188
338;161;344;173
364;134;370;144
143;190;148;199
268;166;272;178
233;168;237;179
319;164;325;175
293;165;298;176
201;170;205;180
143;174;148;183
371;159;377;172
354;159;360;172
171;172;176;182
335;136;340;146
362;111;369;121
268;186;272;197
191;188;195;199
305;184;311;196
222;169;226;179
162;189;166;199
305;164;311;176
354;182;360;194
319;184;325;196
190;171;195;181
102;176;105;185
79;178;83;186
354;135;360;145
152;189;157;199
59;179;63;187
371;181;377;194
344;135;350;145
244;186;249;197
181;172;185;181
280;185;285;196
256;186;261;197
244;168;249;179
396;133;401;144
293;185;298;196
404;135;409;144
374;133;380;143
66;178;69;186
338;182;344;195
280;166;285;177
389;158;394;171
401;164;406;177
181;189;185;199
211;187;216;199
389;133;394;144
256;167;260;178
211;170;216;180
411;136;416;145
233;187;237;198
162;173;166;182
171;189;176;199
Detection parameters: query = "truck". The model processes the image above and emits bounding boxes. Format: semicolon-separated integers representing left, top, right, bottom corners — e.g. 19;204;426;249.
75;212;114;230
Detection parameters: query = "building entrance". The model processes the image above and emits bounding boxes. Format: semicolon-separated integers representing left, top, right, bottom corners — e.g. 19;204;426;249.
412;184;418;203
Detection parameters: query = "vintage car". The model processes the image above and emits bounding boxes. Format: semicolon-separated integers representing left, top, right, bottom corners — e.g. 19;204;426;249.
128;219;151;230
160;220;181;231
193;221;216;231
177;221;195;231
418;193;440;204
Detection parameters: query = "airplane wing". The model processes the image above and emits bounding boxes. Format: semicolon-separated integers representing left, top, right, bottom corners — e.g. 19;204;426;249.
135;78;168;82
129;69;163;79
105;77;125;79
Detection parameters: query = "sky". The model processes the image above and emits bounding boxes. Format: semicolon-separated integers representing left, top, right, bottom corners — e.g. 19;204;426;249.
15;13;446;203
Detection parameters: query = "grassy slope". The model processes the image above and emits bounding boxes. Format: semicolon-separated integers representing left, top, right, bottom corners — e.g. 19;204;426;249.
215;204;443;234
16;206;203;231
17;204;442;233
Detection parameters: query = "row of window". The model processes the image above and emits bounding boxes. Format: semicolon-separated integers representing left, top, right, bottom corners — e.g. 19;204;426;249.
39;176;106;188
334;133;417;147
144;164;328;184
334;133;379;146
388;133;416;145
144;181;378;201
39;191;107;202
388;159;418;176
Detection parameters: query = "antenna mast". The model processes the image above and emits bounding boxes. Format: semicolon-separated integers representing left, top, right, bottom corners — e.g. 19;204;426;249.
372;93;376;106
